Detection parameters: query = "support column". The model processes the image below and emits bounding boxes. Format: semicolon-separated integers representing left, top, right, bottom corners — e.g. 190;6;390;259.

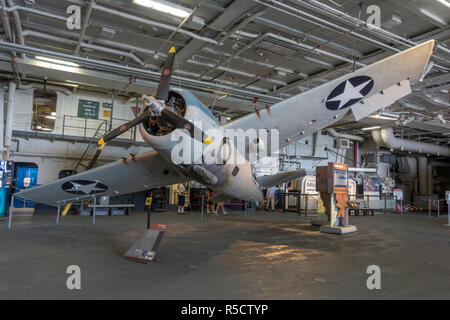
427;164;433;194
4;82;16;159
417;156;428;194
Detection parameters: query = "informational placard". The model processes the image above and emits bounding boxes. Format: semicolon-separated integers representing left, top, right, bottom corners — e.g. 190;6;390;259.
124;224;168;263
77;99;100;119
100;102;112;119
393;189;403;201
334;169;348;188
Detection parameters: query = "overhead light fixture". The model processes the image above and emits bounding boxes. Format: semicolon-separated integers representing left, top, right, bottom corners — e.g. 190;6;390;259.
35;56;79;67
133;0;191;18
369;114;398;121
361;126;381;131
51;112;56;116
45;115;56;120
436;0;450;9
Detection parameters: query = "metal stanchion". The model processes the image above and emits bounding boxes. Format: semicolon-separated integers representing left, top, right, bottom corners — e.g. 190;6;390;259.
384;195;387;215
92;196;96;225
437;200;440;218
8;195;14;229
201;194;204;223
428;199;432;217
305;194;309;216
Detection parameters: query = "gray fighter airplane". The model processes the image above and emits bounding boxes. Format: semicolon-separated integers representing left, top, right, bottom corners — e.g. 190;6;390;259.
16;40;435;207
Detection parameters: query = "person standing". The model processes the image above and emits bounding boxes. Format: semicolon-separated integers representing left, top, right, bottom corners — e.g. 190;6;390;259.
266;186;277;211
178;183;188;214
206;188;214;214
214;202;227;216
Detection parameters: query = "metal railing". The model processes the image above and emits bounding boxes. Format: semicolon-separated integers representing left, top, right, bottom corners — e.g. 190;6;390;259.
61;115;138;141
282;192;398;215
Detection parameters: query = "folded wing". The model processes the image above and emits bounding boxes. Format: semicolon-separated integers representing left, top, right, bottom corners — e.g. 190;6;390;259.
226;40;435;151
16;151;188;207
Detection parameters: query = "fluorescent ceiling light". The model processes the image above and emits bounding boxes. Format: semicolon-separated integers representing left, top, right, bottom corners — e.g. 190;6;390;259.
369;114;397;121
133;0;191;18
361;126;381;131
35;56;79;67
51;112;56;116
45;116;56;120
436;0;450;9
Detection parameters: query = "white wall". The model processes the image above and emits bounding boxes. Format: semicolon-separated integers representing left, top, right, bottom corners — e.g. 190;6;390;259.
11;88;145;142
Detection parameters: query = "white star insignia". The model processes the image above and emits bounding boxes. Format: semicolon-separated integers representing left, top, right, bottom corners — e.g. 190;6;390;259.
69;182;104;195
328;79;372;109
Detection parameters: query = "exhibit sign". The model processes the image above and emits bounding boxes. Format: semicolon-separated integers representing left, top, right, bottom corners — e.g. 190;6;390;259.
393;189;403;201
77;99;100;119
100;102;112;119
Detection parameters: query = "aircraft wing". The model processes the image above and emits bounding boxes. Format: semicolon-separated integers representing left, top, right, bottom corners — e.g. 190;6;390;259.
225;40;435;151
15;151;188;207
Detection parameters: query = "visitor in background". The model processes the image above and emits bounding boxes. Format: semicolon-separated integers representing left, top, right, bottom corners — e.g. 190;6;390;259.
178;183;188;214
266;185;277;211
215;202;227;216
206;188;213;214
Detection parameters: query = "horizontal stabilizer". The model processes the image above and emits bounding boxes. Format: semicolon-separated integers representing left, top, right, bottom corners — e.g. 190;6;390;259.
258;170;306;188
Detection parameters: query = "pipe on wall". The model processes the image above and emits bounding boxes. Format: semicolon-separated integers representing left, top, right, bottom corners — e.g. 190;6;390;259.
4;81;16;157
0;81;4;158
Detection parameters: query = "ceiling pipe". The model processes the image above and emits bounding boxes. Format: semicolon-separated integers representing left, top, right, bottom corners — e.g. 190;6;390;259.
22;30;285;87
0;0;21;82
372;127;450;157
327;128;364;142
293;0;450;66
74;0;94;56
2;3;218;45
0;42;283;104
6;0;24;59
18;82;73;96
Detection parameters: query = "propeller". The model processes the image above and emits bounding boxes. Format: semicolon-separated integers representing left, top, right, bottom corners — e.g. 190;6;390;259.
88;47;212;169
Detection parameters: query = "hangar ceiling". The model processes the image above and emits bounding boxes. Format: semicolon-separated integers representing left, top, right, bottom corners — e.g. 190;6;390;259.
0;0;449;142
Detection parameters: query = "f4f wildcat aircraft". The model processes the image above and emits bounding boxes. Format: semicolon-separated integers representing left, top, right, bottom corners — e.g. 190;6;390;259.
17;40;435;207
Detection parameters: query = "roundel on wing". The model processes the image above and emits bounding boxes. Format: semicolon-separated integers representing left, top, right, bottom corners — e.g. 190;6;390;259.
61;180;108;195
325;76;374;111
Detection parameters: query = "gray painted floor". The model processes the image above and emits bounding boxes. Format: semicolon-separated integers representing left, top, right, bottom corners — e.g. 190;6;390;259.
0;210;449;299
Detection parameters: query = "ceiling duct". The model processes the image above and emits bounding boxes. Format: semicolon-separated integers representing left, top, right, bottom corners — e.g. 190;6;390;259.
372;127;450;157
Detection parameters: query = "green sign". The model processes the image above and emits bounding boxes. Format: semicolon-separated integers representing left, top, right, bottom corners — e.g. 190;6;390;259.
78;99;100;119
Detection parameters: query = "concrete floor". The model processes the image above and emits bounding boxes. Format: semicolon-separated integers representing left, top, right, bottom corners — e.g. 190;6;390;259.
0;210;449;300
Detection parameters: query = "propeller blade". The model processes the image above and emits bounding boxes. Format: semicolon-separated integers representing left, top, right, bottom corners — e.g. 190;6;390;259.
155;47;176;101
98;111;151;148
142;95;213;145
160;108;213;145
